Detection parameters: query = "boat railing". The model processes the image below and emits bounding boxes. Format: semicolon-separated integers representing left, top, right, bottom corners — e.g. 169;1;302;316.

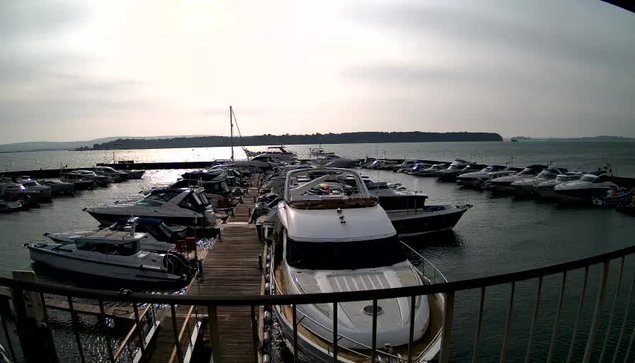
400;241;449;285
271;276;408;362
0;244;634;363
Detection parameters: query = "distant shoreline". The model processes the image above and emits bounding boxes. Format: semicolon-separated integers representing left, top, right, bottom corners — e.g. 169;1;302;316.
78;131;504;151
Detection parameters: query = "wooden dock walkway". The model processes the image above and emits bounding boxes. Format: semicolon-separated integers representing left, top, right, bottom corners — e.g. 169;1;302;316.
146;185;264;363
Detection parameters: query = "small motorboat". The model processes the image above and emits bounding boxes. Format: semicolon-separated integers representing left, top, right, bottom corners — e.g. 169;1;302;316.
123;170;145;179
364;179;471;237
15;176;52;202
616;198;635;216
93;166;128;182
591;188;633;207
405;162;432;175
392;160;424;173
45;217;189;252
39;179;75;195
0;197;22;213
510;167;568;196
456;165;512;189
554;172;618;202
437;164;483;182
85;187;217;227
411;163;448;177
60;172;96;190
485;164;547;192
534;172;583;199
26;233;196;284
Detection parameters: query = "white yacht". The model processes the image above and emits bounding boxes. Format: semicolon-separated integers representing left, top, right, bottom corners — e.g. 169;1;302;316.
554;172;619;202
485;165;547;192
85;188;216;227
39;179;75;195
16;177;52;201
26;229;195;284
455;165;511;188
411;163;448;177
44;217;188;253
270;168;445;362
0;198;22;213
510;168;568;195
60;172;96;190
94;166;129;182
534;172;583;199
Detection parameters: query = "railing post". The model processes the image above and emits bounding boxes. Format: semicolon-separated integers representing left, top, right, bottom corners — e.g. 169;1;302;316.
171;304;184;363
132;302;146;356
67;296;86;363
611;271;634;363
407;295;416;363
371;299;378;363
10;271;58;363
251;305;259;363
472;287;486;363
524;277;543;363
292;304;298;363
332;301;338;362
98;300;115;363
548;271;568;363
599;257;624;363
581;261;610;363
208;305;222;363
499;282;516;363
566;266;589;363
440;291;455;363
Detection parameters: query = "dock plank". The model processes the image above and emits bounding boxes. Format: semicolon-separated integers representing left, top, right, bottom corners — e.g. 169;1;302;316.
147;182;263;363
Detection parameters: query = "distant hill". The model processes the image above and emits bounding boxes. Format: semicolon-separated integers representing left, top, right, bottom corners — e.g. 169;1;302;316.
0;137;122;153
83;132;503;150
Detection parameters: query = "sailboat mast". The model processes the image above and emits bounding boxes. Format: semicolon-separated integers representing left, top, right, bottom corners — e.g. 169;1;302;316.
230;105;234;162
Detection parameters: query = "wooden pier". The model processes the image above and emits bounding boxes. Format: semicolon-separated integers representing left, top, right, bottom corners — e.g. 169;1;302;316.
145;184;263;363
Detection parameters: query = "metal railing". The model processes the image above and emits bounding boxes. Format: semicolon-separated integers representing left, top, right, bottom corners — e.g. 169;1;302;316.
0;244;633;363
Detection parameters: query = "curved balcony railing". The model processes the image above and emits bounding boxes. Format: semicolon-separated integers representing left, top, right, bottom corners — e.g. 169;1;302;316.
0;244;633;363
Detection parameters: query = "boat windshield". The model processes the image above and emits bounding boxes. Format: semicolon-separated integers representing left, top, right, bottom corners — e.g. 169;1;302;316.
286;236;406;270
447;162;463;170
556;174;581;182
536;170;558;180
285;168;375;207
581;175;597;182
75;240;140;256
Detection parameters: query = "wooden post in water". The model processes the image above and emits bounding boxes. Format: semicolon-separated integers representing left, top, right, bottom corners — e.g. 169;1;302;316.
11;270;58;363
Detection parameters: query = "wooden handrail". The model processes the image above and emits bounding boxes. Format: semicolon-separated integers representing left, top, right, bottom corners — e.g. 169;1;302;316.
113;305;153;361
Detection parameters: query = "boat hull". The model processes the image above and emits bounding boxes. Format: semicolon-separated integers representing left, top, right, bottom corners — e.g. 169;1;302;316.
555;187;612;203
28;245;187;284
387;206;469;238
87;210;204;227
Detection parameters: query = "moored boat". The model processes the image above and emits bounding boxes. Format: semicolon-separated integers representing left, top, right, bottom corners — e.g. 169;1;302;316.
269;167;446;362
554;172;618;202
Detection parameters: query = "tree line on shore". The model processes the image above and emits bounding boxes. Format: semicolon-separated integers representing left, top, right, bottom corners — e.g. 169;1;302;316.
78;131;503;150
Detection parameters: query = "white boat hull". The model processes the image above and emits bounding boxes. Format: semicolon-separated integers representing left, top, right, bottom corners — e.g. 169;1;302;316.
28;245;187;284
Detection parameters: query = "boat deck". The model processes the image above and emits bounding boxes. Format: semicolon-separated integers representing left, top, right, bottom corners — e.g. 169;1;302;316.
146;185;263;363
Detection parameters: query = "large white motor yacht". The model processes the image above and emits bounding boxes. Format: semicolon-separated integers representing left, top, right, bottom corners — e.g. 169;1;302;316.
270;168;445;362
85;188;216;227
485;165;547;192
509;167;568;195
554;172;619;202
534;172;583;199
456;165;511;189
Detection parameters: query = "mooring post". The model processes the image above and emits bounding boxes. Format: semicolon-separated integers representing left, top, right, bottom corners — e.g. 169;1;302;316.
11;270;59;363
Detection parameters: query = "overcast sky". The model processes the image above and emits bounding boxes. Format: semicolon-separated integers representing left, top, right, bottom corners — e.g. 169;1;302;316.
1;0;634;144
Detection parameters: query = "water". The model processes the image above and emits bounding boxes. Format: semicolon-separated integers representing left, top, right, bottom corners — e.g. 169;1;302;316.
1;141;634;361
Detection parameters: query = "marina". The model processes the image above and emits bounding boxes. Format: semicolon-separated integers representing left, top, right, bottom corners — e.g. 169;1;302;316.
0;141;634;362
